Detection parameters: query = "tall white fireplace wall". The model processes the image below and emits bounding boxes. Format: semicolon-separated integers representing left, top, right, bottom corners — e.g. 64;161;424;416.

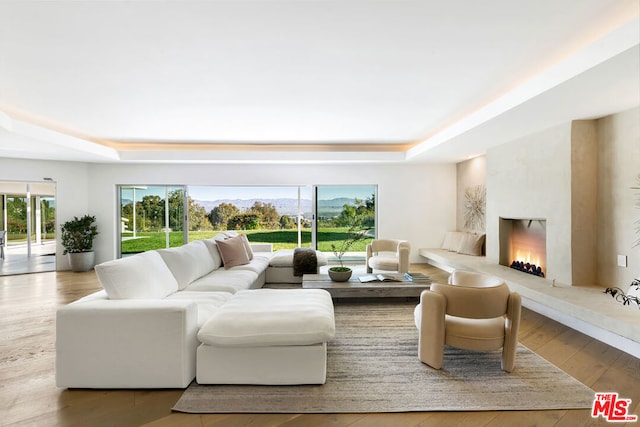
486;121;598;286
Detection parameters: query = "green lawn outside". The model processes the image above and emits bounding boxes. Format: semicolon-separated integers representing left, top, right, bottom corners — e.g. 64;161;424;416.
121;228;372;254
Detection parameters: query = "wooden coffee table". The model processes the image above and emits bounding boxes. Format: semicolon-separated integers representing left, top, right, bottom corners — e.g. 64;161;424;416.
302;273;431;299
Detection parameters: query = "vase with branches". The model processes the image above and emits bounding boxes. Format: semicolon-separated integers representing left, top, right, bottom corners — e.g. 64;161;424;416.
329;209;372;281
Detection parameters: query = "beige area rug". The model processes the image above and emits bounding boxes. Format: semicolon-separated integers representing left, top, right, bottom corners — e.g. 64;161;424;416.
173;302;595;413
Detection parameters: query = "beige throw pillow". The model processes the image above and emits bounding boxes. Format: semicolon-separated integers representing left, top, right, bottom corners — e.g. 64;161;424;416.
217;235;250;268
240;234;254;260
457;233;485;256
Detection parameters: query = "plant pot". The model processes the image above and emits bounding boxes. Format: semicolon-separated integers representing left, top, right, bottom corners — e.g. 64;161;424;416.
68;251;95;272
328;267;352;282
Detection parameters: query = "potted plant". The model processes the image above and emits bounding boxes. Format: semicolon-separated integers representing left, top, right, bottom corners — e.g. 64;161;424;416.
329;210;372;282
61;215;99;272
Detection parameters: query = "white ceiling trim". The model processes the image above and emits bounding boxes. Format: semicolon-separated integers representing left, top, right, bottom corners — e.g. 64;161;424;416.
407;16;640;161
0;114;119;161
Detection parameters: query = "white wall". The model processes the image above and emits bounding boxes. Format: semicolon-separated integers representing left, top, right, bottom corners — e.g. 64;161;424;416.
0;158;90;270
486;123;574;284
597;107;640;287
87;162;457;265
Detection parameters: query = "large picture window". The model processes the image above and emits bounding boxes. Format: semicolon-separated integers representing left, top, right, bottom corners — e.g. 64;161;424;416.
117;184;377;258
186;186;313;250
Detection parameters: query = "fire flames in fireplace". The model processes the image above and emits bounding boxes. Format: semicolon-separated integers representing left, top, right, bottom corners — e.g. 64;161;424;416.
500;217;547;278
510;251;545;277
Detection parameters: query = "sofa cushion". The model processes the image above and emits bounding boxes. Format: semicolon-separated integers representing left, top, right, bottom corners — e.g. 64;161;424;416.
201;238;223;270
158;240;216;290
164;291;233;327
217;235;250;268
197;288;335;347
95;251;179;299
186;269;259;293
228;255;271;275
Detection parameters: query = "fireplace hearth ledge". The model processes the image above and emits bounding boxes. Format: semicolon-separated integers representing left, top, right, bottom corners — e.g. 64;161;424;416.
418;248;640;359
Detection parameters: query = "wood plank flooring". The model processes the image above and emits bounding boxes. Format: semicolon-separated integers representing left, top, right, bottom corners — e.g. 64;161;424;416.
1;265;638;427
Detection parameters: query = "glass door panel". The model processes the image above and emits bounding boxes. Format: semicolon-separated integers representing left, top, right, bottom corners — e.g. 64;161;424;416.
119;185;186;256
315;185;376;257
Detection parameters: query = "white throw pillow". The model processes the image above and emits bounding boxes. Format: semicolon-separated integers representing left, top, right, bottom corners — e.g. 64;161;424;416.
158;240;216;289
95;251;178;299
441;231;465;252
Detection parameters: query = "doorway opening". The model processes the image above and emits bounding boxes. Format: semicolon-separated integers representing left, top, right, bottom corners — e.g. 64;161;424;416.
0;180;56;275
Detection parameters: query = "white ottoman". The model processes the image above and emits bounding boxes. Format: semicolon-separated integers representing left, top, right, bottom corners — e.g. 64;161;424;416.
196;288;335;385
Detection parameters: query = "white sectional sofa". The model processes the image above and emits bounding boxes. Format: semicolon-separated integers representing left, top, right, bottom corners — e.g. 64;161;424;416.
56;233;334;389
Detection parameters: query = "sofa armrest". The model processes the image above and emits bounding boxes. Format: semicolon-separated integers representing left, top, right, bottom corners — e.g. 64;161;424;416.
56;298;199;389
251;243;273;252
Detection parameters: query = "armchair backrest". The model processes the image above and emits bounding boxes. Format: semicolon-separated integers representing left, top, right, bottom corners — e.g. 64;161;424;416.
369;239;408;253
448;269;504;287
431;280;511;319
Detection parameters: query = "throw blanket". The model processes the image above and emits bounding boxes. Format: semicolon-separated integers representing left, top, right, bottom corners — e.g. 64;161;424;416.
293;248;318;276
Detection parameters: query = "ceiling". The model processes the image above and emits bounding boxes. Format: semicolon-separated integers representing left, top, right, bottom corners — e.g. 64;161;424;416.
0;0;638;164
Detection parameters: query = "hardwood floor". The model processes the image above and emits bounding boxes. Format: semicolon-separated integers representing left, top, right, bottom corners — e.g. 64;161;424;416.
1;265;638;427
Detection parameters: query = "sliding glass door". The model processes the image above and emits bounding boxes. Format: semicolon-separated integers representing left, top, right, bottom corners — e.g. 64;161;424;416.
119;186;186;256
0;181;56;274
315;185;376;257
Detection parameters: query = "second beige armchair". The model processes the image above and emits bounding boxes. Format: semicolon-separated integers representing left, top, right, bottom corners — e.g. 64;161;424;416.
414;270;521;372
366;239;410;274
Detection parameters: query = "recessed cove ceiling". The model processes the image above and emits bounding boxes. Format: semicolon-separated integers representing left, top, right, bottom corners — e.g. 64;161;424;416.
0;0;638;164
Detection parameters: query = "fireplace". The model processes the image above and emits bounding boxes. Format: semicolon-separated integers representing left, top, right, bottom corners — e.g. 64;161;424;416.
499;218;547;277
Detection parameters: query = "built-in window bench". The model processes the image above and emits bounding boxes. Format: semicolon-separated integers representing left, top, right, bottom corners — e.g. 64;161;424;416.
419;248;640;359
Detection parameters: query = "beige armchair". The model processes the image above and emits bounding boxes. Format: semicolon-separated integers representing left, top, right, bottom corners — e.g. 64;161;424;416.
366;239;410;274
414;270;521;372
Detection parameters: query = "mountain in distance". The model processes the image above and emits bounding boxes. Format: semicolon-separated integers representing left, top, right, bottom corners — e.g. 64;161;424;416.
195;197;356;217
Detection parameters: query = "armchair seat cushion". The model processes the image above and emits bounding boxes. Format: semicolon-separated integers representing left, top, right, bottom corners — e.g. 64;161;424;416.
367;255;400;271
366;239;410;274
444;315;506;351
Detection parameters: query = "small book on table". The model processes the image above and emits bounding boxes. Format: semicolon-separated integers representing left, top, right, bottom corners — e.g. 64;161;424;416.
358;274;403;283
